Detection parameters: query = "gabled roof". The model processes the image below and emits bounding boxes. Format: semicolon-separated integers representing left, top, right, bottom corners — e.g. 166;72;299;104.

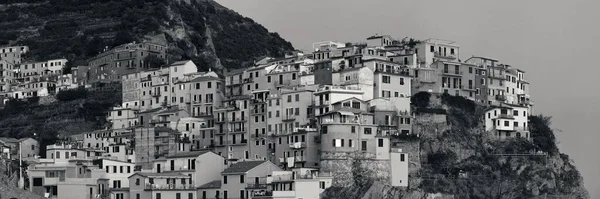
165;150;211;159
332;97;366;105
0;137;19;143
190;76;221;82
222;161;266;174
198;180;221;189
171;60;192;66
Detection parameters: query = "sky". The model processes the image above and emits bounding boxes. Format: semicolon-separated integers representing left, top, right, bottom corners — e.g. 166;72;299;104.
215;0;600;197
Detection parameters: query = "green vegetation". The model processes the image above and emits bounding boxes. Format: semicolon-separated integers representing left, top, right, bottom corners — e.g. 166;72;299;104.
56;87;88;101
0;88;121;158
411;91;431;108
1;0;293;71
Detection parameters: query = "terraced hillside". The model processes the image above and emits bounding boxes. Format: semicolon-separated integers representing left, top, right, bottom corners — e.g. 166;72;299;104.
0;0;294;70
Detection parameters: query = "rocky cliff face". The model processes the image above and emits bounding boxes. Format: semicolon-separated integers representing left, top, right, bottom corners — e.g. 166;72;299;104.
321;93;589;199
0;0;294;70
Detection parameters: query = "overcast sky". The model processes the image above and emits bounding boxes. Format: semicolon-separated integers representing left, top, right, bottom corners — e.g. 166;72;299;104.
215;0;600;197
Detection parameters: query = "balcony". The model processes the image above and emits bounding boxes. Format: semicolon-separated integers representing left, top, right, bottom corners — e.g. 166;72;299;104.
321;118;358;124
150;119;169;124
275;80;292;87
495;95;507;101
228;117;246;122
374;68;410;76
282;115;296;122
229;139;248;146
442;70;463;77
144;183;195;190
243;78;254;83
246;177;268;189
292;127;318;133
434;52;457;59
295;156;307;162
230;128;247;134
288;142;306;149
151;91;161;97
498;113;514;119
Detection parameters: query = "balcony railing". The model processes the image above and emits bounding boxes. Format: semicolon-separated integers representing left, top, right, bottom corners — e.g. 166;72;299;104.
321;118;359;124
434;52;457;59
151;91;161;97
288;142;306;149
495;95;507;101
228;117;246;122
282;115;296;121
230;128;247;134
144;183;195;190
251;133;268;138
246;182;268;189
498;113;514;119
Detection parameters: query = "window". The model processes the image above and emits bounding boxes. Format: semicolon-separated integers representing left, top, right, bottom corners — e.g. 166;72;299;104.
224;190;228;199
382;75;390;83
136;194;140;199
399;78;404;85
364;127;372;135
156;193;161;199
504;121;510;126
400;154;405;161
189;193;194;199
33;178;43;186
176;193;181;199
351;126;356;133
295;94;300;101
223;175;228;184
135;178;140;185
378;139;384;147
513;110;518;116
120;166;123;173
240;175;245;183
320;181;326;189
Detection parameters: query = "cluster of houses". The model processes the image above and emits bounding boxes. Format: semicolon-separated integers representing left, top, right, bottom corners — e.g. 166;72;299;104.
0;34;534;199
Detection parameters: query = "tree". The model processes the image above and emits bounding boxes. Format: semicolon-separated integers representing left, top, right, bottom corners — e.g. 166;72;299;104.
144;54;166;69
411;91;431;108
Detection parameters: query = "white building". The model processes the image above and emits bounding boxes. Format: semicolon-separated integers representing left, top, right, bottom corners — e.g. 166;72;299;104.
390;148;409;187
484;104;530;139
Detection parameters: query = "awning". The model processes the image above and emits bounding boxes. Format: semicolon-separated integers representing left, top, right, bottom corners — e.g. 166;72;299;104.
338;111;355;116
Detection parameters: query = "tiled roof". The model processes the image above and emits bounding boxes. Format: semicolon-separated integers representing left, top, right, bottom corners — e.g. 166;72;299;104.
171;60;191;66
197;180;221;189
222;161;266;174
131;172;189;178
0;137;19;143
165;150;211;159
190;76;221;82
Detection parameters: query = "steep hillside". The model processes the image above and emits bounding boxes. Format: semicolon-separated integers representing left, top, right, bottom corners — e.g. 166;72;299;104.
321;93;589;199
0;85;122;157
0;0;294;70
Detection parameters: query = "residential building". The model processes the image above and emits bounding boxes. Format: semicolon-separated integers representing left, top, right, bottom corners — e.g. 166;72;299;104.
0;137;39;160
369;98;412;135
133;127;180;169
108;106;139;130
198;160;282;199
414;38;460;68
128;172;195;199
484;104;530;139
317;98;390;160
313;85;364;116
252;168;333;199
83;42;166;84
390;148;409;187
28;159;110;199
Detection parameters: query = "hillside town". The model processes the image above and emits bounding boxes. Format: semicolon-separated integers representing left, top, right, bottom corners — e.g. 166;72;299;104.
0;35;535;199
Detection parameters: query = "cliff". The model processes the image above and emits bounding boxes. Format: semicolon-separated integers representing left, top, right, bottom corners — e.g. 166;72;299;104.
0;0;294;70
321;93;589;199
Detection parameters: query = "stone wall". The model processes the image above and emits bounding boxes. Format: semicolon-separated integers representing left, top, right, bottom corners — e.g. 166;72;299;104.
320;151;391;186
38;96;56;105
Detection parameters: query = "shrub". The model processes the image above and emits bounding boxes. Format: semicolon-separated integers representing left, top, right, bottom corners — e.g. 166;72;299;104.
528;115;558;155
411;91;431;108
56;87;88;101
441;93;475;112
